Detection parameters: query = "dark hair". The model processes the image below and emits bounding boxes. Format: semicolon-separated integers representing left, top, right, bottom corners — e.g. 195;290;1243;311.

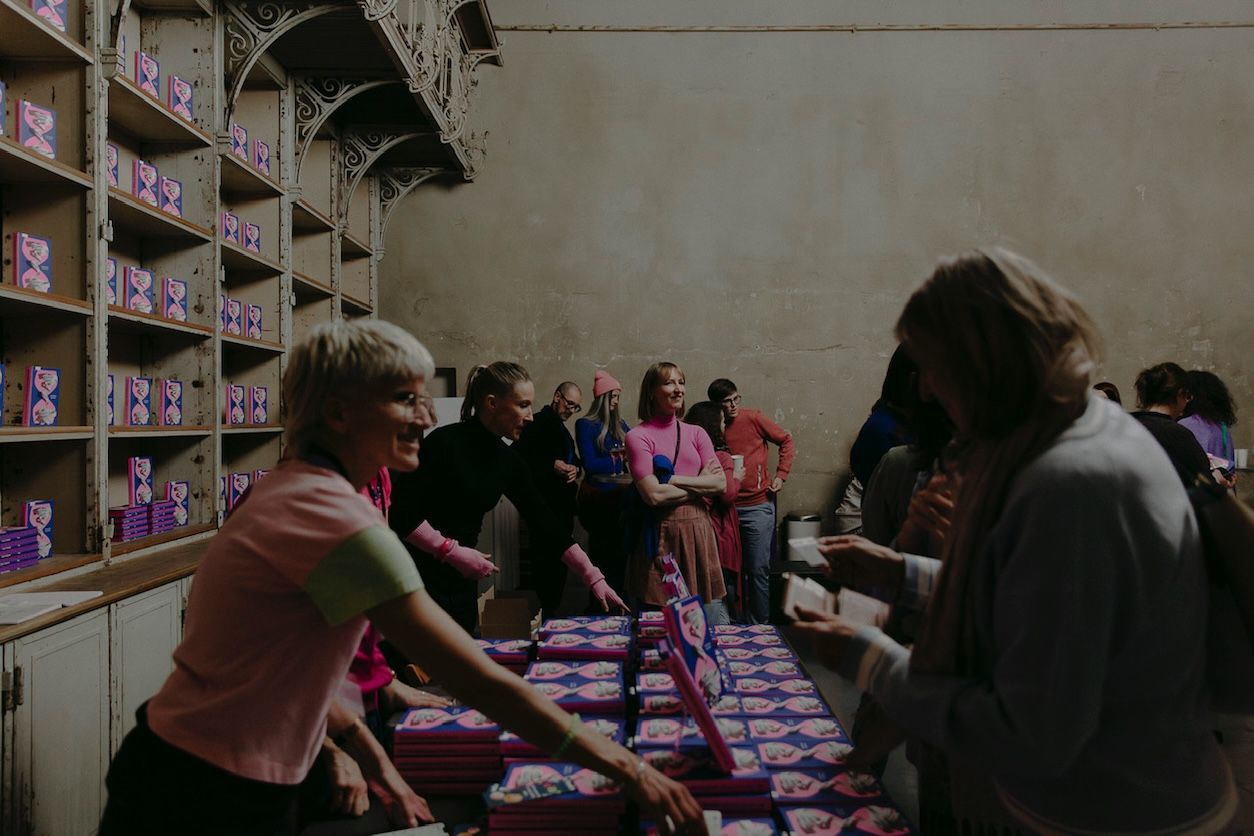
878;345;917;414
1184;370;1237;426
707;378;737;403
462;362;530;421
1093;381;1122;405
1134;363;1188;410
684;401;727;450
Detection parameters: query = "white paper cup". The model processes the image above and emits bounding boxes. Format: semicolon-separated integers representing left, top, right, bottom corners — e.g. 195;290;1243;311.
1237;448;1249;469
731;454;745;477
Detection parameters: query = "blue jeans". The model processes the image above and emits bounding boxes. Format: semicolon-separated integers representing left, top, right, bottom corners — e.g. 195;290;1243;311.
738;501;775;624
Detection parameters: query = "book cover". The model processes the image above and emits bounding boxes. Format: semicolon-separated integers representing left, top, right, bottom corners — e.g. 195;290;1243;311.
524;661;621;681
220;211;240;244
634;716;751;750
716;633;785;649
227;471;251;508
242;221;261;253
225;383;245;425
157;378;182;426
20;500;54;559
106;143;119;187
714;624;780;635
224;298;242;335
124;266;155;314
135;51;159;97
663;595;727;703
254;138;270;176
779;804;913;836
13;232;52;293
124;375;152;426
229;122;248;160
641;746;769;794
158;176;182;217
756;738;854;771
105;257;117;305
29;0;67;32
738;695;829;717
746;717;850;744
249;385;267;424
395;706;500;741
659;639;737;772
244;303;262;339
528;679;624;713
500;717;623;757
769;768;888;807
476;638;533;662
22;366;59;426
106;374;113;426
635;671;678;693
536;632;631;661
132;159;158;206
128;455;154;505
164;480;189;526
727;660;802;679
252;468;269;482
733;677;817;697
168;75;193;121
719;646;797;663
13;102;57;166
539;616;630;638
162;277;187;321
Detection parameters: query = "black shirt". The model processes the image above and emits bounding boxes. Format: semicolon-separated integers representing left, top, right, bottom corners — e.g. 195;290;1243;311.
513;405;579;518
1130;411;1211;487
389;418;575;557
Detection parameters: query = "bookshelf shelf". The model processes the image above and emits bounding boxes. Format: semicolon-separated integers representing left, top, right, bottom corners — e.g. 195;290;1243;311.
341;294;372;316
220;152;283;198
108;306;214;339
108;188;214;242
340;230;373;259
221;424;283;435
110;522;216;557
0;285;93;317
0;426;93;443
0;0;92;63
292;198;336;232
108;425;212;438
0;137;93;188
220;239;283;276
220;333;284;355
107;76;213;147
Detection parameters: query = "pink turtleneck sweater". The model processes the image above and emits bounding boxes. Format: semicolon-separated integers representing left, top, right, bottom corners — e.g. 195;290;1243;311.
625;414;717;480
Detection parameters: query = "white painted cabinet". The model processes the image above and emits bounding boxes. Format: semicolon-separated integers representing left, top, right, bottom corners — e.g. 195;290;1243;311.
110;584;182;749
7;609;111;836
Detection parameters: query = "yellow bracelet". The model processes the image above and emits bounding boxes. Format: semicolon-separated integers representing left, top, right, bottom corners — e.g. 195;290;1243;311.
552;713;582;759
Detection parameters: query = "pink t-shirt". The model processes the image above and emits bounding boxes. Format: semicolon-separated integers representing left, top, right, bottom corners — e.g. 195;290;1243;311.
625;415;717;481
147;459;422;785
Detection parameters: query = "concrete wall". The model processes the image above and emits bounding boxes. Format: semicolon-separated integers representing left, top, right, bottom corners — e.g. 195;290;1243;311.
382;1;1254;521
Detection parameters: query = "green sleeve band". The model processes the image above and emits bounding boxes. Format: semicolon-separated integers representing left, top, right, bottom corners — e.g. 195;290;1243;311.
304;526;423;625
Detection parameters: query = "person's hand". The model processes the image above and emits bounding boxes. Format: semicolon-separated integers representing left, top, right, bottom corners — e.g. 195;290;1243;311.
554;460;579;484
324;746;370;817
789;605;861;672
591;578;628;614
625;761;707;835
770;476;785;493
383;678;451;712
816;535;905;596
897;473;954;553
441;544;498;579
363;757;432;828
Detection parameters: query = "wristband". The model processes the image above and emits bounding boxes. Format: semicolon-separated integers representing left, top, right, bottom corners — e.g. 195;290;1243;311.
439;537;456;556
552;712;582;759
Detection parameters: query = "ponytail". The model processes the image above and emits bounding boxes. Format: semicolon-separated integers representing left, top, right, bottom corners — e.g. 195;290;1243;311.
462;362;530;421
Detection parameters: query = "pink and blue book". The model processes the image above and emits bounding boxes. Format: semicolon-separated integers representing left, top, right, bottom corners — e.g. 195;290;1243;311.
719;645;797;663
224;298;242;335
490;761;625;811
733;677;818;698
227;471;251;508
106;257;117;305
539;616;630;638
157;378;182;426
639;689;743;718
500;717;623;759
641;746;769;794
254;139;270;177
159;176;182;217
0;527;39;563
106;374;114;426
168;75;193;121
528;678;624;713
225;383;245;425
746;717;849;744
249;385;267;424
727;659;802;679
124;376;152;427
106;144;119;187
769;767;892;809
778;804;914;836
21;500;54;559
737;694;829;717
18;100;56;159
664;594;731;702
475;638;533;666
164;480;190;526
124;266;155;314
242;221;261;253
524;660;621;682
128;455;154;505
395;706;500;742
28;0;67;32
537;631;631;661
135;52;159;97
229;122;248;160
22;365;59;426
162;277;187;321
244;303;262;339
13;232;52;293
220;211;240;244
132;159;158;206
756;738;854;772
634;716;752;751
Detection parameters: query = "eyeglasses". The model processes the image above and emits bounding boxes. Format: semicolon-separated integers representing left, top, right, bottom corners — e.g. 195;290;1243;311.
721;394;742;407
556;393;582;414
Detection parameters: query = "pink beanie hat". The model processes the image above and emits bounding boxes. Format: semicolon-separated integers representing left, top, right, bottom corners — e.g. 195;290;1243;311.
593;369;622;398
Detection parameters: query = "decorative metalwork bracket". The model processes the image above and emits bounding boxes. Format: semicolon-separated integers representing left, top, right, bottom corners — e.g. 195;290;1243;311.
105;0;133;79
292;76;403;180
338;128;433;220
357;0;398;21
221;0;340;123
376;166;448;246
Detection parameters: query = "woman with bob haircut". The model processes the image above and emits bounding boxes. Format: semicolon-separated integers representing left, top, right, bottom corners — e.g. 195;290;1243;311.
1180;368;1239;484
1131;361;1212;487
794;249;1237;833
625;362;729;621
99;321;704;836
388;361;627;632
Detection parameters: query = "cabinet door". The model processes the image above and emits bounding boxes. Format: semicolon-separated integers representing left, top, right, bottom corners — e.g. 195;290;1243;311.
10;609;110;836
111;583;181;749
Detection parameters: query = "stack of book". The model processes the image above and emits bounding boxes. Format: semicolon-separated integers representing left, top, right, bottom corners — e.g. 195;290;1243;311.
475;638;534;675
485;761;625;834
524;659;626;714
775;802;915;834
109;505;150;543
0;526;39;574
149;500;177;536
500;716;624;765
639;745;772;817
392;706;503;795
537;630;632;662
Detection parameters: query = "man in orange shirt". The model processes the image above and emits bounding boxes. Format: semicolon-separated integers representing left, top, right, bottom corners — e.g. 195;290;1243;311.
709;378;795;624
